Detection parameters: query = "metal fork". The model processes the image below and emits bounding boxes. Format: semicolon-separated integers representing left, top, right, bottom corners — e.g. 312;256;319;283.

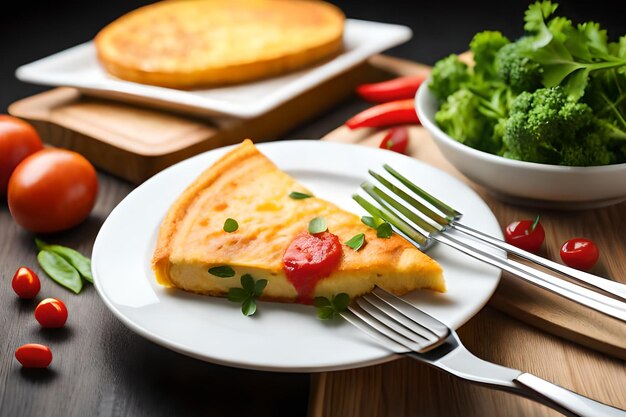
353;165;626;323
343;287;626;417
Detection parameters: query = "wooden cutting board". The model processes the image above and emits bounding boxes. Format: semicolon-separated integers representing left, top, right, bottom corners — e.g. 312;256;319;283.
8;61;388;184
322;55;626;361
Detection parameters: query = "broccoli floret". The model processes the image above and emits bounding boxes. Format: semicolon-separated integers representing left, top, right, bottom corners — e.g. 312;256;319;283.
495;38;543;93
435;88;502;153
503;87;613;166
429;55;470;101
470;31;510;81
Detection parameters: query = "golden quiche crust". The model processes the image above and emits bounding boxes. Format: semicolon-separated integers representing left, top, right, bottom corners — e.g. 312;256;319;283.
95;0;345;89
152;140;445;303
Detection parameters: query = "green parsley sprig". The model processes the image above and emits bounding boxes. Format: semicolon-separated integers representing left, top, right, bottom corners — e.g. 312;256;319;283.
361;216;393;238
227;274;268;316
314;293;350;320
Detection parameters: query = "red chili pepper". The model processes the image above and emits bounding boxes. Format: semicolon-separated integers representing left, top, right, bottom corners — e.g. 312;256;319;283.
356;74;427;102
379;127;410;154
345;99;419;130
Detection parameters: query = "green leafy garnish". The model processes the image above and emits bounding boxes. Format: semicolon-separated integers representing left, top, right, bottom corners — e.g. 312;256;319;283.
314;293;350;320
227;274;268;316
208;265;236;278
344;233;365;251
376;222;393;238
308;216;327;234
361;216;392;239
530;215;541;233
289;191;312;200
35;239;93;288
223;218;239;233
37;250;83;294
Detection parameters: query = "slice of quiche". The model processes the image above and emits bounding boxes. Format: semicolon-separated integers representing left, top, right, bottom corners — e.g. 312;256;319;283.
152;140;444;304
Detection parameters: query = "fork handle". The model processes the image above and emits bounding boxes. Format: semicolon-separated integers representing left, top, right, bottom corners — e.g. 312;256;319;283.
515;373;626;417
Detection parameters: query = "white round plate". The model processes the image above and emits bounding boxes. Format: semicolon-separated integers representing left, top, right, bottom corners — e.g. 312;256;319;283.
93;140;501;372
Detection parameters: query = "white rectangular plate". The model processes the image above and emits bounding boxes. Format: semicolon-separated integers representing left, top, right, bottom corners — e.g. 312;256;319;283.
16;19;411;119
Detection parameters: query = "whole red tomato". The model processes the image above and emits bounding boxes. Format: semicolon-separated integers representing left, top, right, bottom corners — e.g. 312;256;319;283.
0;115;43;195
504;217;545;253
35;298;68;328
8;149;98;233
11;266;41;299
560;238;599;271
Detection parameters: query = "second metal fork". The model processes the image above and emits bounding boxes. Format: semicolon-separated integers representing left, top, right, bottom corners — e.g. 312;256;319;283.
344;287;626;417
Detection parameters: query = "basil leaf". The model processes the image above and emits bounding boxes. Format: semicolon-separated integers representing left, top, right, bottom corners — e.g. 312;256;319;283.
376;222;393;239
332;293;350;312
241;297;257;316
313;297;331;308
208;265;236;278
361;216;383;229
254;279;268;296
228;287;249;303
308;216;327;234
37;250;83;294
241;274;255;292
344;233;365;251
223;218;239;233
289;191;312;200
42;244;93;283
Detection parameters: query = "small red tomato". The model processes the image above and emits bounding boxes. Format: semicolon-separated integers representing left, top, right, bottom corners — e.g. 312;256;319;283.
379;127;410;154
11;266;41;299
504;217;545;253
34;298;68;328
15;344;53;368
0;115;43;196
8;148;98;233
560;238;599;271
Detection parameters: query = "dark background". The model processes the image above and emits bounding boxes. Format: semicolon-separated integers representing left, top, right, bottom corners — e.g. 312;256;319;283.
1;0;625;112
0;1;624;416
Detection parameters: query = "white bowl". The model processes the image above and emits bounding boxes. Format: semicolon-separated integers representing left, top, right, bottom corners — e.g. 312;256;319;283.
415;80;626;209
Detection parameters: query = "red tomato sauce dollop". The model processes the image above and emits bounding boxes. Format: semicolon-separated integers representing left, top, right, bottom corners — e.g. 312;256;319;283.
283;231;342;304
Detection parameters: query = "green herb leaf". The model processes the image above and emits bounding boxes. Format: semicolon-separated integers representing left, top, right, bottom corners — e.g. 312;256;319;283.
376;222;393;239
332;293;350;312
361;216;384;229
254;279;268;296
37;250;83;294
241;274;255;292
223;218;239;233
344;233;365;251
36;239;93;283
530;215;541;233
227;287;249;302
313;297;331;308
208;265;236;278
242;297;257;316
308;216;327;234
289;191;312;200
316;306;336;320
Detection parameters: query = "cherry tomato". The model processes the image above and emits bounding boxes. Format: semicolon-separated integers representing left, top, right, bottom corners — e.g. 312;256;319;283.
11;266;41;299
379;127;409;154
34;298;68;328
0;115;43;196
15;344;53;368
504;217;545;253
8;148;98;233
560;238;599;271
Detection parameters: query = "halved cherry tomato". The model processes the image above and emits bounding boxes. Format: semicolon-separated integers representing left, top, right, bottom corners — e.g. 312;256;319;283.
504;217;545;253
560;238;599;271
15;344;52;368
283;231;342;304
11;266;41;299
356;74;427;102
379;127;409;154
8;148;98;233
345;99;419;130
34;298;68;328
0;115;43;196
